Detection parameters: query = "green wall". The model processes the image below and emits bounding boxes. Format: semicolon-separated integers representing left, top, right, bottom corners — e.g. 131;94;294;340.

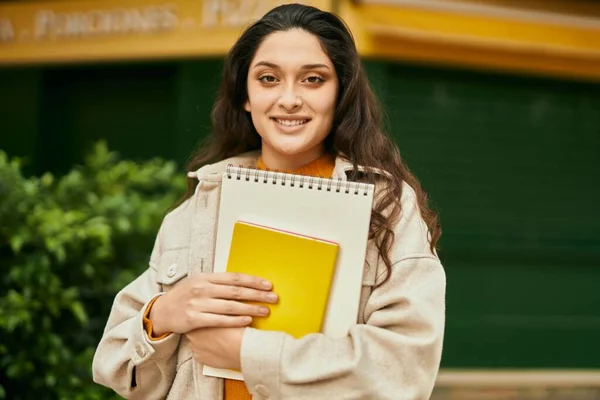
0;68;41;173
365;61;600;368
1;59;599;368
0;60;224;174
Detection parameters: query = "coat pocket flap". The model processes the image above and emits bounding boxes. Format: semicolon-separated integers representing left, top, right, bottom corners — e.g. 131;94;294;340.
156;248;190;285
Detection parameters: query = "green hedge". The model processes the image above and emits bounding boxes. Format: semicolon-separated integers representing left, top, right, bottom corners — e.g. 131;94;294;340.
0;143;186;399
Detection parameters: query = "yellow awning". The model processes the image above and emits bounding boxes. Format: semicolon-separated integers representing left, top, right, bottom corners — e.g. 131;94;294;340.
339;0;600;81
2;0;600;81
0;0;333;65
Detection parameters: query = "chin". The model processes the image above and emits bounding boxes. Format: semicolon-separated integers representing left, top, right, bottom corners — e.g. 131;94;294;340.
269;140;310;155
274;146;306;156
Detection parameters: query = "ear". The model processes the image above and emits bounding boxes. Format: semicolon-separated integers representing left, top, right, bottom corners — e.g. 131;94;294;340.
244;100;251;112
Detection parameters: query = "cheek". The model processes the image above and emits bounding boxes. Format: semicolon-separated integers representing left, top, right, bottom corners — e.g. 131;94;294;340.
247;86;278;112
308;88;337;115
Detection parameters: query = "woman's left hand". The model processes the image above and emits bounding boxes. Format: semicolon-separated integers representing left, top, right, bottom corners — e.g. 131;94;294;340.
186;327;246;370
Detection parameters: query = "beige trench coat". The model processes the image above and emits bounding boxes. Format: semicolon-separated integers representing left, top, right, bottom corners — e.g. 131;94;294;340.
92;151;446;400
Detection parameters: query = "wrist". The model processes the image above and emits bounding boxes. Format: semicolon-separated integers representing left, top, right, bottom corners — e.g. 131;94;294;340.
148;295;169;337
231;328;245;370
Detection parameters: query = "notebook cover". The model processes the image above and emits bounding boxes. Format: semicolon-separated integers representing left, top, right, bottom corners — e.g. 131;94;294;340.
226;221;339;338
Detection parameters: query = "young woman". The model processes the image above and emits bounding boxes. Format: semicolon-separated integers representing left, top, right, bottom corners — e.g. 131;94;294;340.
93;4;445;400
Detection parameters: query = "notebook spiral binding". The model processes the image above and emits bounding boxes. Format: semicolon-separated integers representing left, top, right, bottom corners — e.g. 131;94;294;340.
225;165;373;196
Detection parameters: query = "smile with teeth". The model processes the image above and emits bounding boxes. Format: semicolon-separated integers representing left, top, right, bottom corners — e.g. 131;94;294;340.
273;118;310;127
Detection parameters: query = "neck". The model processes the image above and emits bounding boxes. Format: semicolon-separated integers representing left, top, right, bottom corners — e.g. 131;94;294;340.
260;146;326;172
257;152;335;178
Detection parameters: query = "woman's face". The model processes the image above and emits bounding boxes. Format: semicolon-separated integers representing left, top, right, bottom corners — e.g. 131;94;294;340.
245;28;339;170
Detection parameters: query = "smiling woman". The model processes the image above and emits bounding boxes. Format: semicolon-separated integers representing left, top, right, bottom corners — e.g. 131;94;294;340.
92;3;445;400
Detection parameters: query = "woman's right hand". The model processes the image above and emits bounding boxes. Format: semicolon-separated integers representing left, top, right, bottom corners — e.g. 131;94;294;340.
149;272;278;336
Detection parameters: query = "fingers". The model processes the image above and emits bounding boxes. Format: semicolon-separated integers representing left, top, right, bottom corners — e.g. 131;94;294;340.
197;313;253;328
210;283;278;304
207;272;273;291
202;299;270;317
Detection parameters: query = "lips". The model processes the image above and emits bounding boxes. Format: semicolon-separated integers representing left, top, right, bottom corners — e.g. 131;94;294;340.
271;117;311;127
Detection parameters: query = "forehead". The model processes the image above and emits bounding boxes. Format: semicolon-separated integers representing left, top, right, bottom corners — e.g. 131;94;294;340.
252;29;333;68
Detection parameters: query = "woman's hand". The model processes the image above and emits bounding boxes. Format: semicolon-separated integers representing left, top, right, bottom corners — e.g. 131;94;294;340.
149;272;277;335
187;327;245;370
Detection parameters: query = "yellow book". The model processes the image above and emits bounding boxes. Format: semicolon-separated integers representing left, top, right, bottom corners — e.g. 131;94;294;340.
226;221;339;339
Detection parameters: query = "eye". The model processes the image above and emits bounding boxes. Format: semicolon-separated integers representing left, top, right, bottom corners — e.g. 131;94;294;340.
304;75;325;84
258;74;278;84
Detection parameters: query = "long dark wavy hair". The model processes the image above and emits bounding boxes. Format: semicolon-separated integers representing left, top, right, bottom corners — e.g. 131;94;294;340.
180;3;441;285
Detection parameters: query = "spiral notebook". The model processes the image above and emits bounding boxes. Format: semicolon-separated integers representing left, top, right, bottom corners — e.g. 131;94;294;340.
203;166;375;381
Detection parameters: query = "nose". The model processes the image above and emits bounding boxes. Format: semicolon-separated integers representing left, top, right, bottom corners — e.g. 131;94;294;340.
278;85;302;111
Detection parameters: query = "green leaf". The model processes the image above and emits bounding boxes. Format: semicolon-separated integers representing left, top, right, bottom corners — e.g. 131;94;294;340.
70;302;88;326
9;235;25;253
41;172;54;187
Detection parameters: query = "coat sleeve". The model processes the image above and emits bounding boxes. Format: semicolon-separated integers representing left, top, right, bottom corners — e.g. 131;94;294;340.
240;185;446;400
92;226;181;400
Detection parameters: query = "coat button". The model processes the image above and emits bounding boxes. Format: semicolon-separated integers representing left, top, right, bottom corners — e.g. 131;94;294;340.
166;264;177;277
254;384;270;398
135;342;147;358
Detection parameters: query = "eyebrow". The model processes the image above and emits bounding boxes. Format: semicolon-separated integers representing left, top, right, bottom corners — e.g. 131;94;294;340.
253;61;330;70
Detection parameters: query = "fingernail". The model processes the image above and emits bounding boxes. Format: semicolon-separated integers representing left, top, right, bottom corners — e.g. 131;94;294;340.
261;280;272;289
259;307;269;316
266;292;278;301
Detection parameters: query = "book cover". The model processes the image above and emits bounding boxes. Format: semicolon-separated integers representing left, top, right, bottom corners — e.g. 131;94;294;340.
226;221;339;338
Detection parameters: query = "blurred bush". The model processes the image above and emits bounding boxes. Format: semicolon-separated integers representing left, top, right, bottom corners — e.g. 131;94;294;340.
0;142;185;399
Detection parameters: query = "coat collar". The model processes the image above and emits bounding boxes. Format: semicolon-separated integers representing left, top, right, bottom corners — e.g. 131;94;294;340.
187;150;391;182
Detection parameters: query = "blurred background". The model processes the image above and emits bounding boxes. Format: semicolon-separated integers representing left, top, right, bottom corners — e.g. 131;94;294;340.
1;0;599;399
